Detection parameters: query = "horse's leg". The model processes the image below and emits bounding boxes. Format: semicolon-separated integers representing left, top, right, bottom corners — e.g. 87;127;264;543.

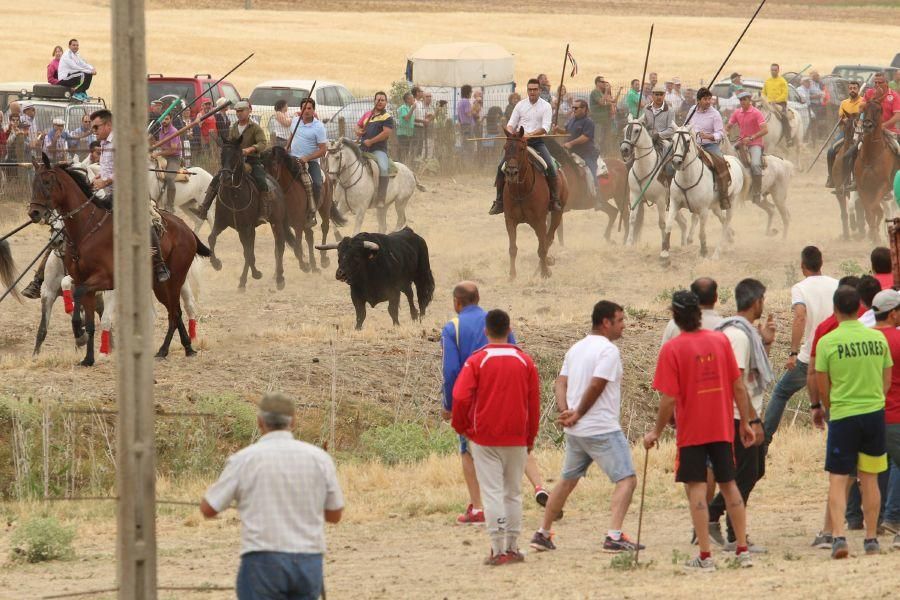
660;197;679;261
387;292;401;326
71;286;86;346
155;301;177;359
168;285;195;357
853;192;866;239
698;209;709;258
207;219;225;271
596;199;617;242
535;219;551;279
34;291;55;356
377;206;388;234
394;194;408;232
180;281;198;341
271;223;286;291
712;207;730;260
352;205;366;236
775;188;791;240
836;189;850;240
237;227;252;290
557;219;565;246
505;217;518;280
402;282;418;321
79;291;97;367
869;201;884;244
319;217;331;268
626;196;640;246
305;227;319;273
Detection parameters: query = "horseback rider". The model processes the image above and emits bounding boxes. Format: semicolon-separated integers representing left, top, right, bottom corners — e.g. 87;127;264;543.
192;100;270;222
151;113;182;213
726;91;768;204
861;71;900;157
825;80;863;189
643;84;676;182
691;87;732;209
288;97;326;227
490;78;561;215
356;91;394;208
557;99;600;182
762;63;792;146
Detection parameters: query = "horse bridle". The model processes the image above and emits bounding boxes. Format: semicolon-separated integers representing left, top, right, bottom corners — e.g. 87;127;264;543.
670;130;706;197
32;167;109;258
502;137;537;198
215;148;255;213
621;121;655;162
326;143;366;189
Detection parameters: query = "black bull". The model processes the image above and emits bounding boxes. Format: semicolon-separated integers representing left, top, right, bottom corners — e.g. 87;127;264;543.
317;227;435;329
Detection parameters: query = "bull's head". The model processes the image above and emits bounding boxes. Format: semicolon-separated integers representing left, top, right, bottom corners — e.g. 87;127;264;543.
316;237;380;283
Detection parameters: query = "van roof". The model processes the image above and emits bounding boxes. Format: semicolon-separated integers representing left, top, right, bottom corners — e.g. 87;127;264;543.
254;79;343;90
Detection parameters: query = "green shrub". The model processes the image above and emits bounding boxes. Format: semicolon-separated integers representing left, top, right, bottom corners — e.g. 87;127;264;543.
360;422;456;465
10;516;75;563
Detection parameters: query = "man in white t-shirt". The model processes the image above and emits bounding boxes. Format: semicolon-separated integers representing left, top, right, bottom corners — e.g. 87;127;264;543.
763;246;838;444
530;300;642;554
708;278;774;552
661;277;723;344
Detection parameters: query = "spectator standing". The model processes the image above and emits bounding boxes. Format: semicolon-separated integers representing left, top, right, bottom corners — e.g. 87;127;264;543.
456;84;475;162
441;282;551;524
554;84;572;123
66;113;95;157
589;77;614;154
421;92;435;160
271;99;293;148
676;88;697;125
57;38;96;101
764;246;838;444
815;286;892;558
665;79;684;113
79;140;102;168
890;70;900;93
201;392;344;599
396;92;415;164
530;301;643;554
728;72;744;97
471;89;484;141
646;290;756;572
537;73;552;103
452;309;540;566
47;46;63;85
41;118;71;163
411;86;426;162
503;92;520;128
872;290;900;545
625;79;641;118
708;279;774;552
871;246;895;292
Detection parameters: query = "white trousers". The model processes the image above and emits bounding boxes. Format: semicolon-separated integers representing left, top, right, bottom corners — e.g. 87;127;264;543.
469;442;527;554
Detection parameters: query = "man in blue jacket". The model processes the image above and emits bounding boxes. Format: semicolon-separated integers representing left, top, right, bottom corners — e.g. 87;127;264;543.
442;281;550;524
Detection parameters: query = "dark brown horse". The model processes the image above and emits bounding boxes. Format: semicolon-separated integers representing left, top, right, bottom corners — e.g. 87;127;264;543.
261;146;348;271
208;139;296;290
855;98;898;242
501;129;568;279
23;156;208;366
831;116;860;239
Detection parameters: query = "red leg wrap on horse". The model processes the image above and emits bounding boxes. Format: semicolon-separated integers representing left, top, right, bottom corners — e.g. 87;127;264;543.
189;319;197;340
63;290;74;314
99;330;111;355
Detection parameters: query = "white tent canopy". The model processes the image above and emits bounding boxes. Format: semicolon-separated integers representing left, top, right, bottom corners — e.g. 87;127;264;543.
408;42;515;87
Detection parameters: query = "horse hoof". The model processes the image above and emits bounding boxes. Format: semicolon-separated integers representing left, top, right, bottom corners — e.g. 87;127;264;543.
299;262;310;273
276;278;286;291
311;266;320;274
154;351;168;359
545;256;556;266
252;270;263;280
660;250;670;260
210;258;222;271
75;334;88;348
237;286;246;293
700;249;708;258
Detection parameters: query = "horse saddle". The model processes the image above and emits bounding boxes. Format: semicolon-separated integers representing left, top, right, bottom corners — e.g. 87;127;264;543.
361;151;399;178
698;148;732;201
568;153;598;197
736;146;768;171
154;156;190;182
525;147;561;174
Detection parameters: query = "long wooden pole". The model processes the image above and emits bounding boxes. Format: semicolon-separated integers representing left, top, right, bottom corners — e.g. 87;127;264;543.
150;100;232;150
285;80;318;150
112;1;157;598
637;25;654;117
552;44;570;129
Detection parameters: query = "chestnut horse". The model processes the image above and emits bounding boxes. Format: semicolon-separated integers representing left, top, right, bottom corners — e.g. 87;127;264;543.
855;98;898;242
25;156;209;366
501;129;568;278
830;116;861;239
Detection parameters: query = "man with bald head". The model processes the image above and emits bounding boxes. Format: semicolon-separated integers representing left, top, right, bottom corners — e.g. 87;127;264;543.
441;282;550;524
661;277;723;344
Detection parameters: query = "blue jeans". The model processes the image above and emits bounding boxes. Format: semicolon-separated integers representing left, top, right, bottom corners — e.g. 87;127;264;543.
369;149;390;176
237;552;323;600
527;139;557;177
763;360;808;444
701;142;723;158
307;160;323;200
885;423;900;523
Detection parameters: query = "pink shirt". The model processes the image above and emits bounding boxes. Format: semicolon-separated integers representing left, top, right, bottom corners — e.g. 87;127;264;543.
728;106;766;147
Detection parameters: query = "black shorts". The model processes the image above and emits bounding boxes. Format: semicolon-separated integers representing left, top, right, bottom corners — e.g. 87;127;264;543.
676;442;735;484
825;409;887;475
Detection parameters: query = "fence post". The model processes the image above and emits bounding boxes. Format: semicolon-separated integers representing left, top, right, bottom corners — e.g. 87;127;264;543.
112;1;158;598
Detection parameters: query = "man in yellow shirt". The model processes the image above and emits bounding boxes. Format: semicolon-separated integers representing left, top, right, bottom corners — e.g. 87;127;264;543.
826;80;863;188
762;63;792;145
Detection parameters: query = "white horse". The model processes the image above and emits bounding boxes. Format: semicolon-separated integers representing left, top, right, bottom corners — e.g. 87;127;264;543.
757;99;804;163
324;137;422;235
620;116;688;247
147;164;215;233
35;248;203;356
663;126;744;262
722;136;794;238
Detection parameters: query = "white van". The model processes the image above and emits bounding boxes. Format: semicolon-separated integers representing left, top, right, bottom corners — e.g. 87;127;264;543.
249;80;355;136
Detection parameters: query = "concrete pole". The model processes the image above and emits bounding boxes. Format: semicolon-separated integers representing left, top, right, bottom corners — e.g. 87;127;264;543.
111;0;157;598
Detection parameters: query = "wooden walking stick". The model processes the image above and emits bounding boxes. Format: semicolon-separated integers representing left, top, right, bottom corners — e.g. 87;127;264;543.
634;445;650;564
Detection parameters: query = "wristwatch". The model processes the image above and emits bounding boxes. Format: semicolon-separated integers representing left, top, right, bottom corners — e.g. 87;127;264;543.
809;403;822;410
749;418;762;425
789;351;799;357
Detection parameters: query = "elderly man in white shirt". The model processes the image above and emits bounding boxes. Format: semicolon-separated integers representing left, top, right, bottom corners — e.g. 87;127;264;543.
202;393;344;600
490;77;561;215
57;38;96;101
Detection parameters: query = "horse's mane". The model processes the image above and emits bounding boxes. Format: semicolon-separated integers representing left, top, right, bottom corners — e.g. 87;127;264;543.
339;137;362;160
62;165;94;198
266;145;302;180
544;137;580;173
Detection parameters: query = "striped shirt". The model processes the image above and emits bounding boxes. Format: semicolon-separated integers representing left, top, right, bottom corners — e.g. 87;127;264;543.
99;131;114;184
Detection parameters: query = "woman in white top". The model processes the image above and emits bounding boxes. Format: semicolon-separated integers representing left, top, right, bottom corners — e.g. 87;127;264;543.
271;99;293;147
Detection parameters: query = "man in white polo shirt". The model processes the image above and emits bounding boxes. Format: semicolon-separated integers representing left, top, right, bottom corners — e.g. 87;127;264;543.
201;393;344;600
530;300;642;554
289;97;327;227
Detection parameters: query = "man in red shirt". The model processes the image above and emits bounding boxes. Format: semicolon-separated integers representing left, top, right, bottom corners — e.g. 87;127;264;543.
452;309;540;566
871;290;900;543
645;290;755;572
862;72;900;155
871;247;895;292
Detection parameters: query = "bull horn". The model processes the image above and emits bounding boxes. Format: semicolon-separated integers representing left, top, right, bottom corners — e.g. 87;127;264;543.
315;243;340;251
362;241;380;251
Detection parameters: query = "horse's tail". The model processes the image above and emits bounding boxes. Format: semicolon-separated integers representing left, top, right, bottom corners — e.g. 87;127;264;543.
414;174;426;193
329;201;348;227
414;236;435;313
0;239;22;303
193;232;212;258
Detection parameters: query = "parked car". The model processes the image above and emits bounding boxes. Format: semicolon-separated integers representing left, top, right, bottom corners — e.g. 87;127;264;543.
146;74;242;118
830;64;898;88
711;78;811;134
0;81;41;113
249;80;355;137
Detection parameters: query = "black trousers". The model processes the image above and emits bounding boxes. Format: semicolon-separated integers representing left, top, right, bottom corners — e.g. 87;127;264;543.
708;420;767;542
58;72;93;93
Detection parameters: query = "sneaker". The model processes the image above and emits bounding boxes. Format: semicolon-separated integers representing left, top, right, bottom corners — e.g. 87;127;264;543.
863;538;880;555
505;549;525;563
534;487;549;507
734;551;754;568
724;536;768;554
881;520;900;535
683;555;716;573
529;531;556;552
484;550;509;566
831;536;849;559
457;504;485;525
603;534;645;553
812;531;833;549
708;521;725;547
